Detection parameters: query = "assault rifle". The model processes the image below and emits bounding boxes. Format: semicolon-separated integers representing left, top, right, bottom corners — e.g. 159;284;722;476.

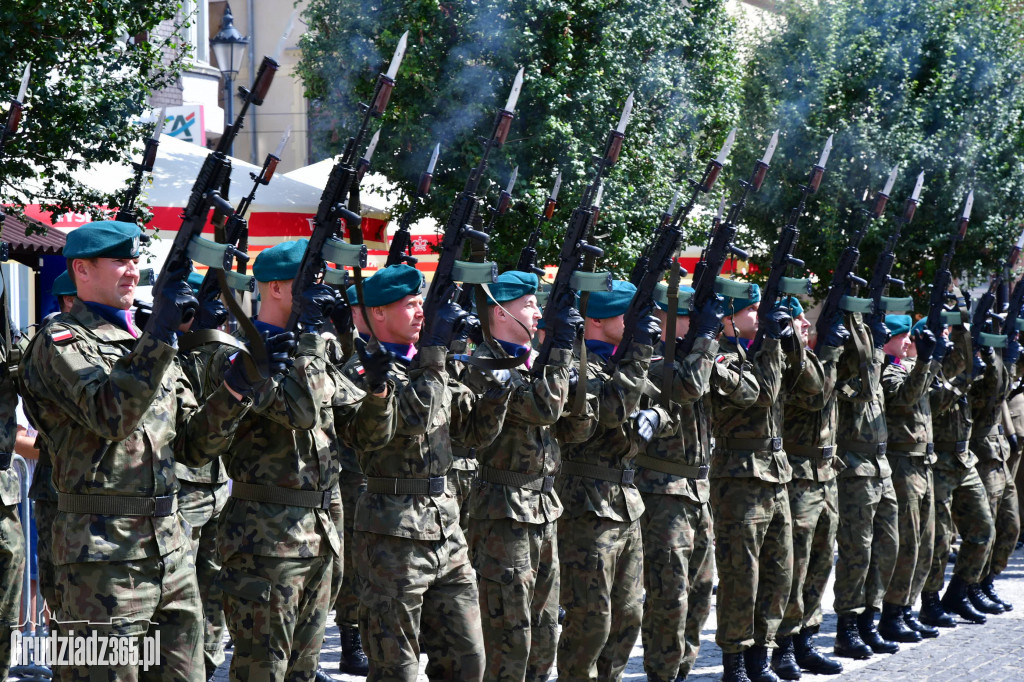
750;135;833;352
864;167;922;330
0;64;30;367
115;110;165;225
288;32;408;334
972;218;1024;349
385;143;439;267
925;189;971;338
1004;231;1024;349
516;172;561;277
456;165;518;311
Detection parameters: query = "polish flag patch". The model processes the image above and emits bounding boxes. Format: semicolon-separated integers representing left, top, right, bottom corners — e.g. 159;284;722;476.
51;329;74;343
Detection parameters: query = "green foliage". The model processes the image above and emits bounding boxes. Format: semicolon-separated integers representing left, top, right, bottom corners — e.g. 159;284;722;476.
737;0;1024;308
0;0;185;225
298;0;742;274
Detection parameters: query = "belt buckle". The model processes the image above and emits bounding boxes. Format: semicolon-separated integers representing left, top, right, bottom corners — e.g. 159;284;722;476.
770;437;783;452
696;465;710;479
542;476;555;493
821;446;834;460
428;476;446;496
153;496;174;517
876;443;887;455
621;469;635;485
926;443;935;455
320;491;332;510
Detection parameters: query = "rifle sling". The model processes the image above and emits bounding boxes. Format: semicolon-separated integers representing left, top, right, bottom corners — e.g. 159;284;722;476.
471;282;529;372
572;291;591;416
349;186;383;356
662;261;681;411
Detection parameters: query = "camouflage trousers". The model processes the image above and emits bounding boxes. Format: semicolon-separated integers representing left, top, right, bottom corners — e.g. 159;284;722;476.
0;503;23;682
710;479;793;654
218;552;333;682
833;474;898;614
467;517;558;682
557;515;643;682
977;459;1021;577
780;478;838;636
54;542;202;682
884;457;934;607
924;463;993;591
354;528;484;682
331;471;365;627
638;493;714;681
450;463;477;534
34;497;57;614
178;480;228;677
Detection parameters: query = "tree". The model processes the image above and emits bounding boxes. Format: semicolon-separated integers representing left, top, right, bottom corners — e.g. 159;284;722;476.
736;0;1024;308
0;1;185;226
298;0;741;273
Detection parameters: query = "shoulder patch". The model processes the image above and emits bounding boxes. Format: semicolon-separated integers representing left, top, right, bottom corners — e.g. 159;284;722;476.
50;329;74;344
355;365;365;375
716;355;727;363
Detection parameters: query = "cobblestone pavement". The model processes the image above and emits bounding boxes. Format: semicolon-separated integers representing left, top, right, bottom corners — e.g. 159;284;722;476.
211;545;1024;681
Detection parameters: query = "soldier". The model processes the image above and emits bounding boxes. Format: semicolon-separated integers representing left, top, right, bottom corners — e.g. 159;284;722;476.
0;319;25;682
919;300;994;626
877;315;945;643
774;296;848;679
205;240;396;682
636;285;722;682
342;264;511;682
461;271;577;681
710;285;822;682
556;279;662;682
19;220;254;680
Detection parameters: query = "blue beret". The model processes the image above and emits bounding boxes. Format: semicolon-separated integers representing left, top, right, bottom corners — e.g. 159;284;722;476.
64;221;142;259
725;283;761;315
585;280;636;319
187;271;204;293
51;271;76;297
775;295;804;318
253;239;307;282
363;264;424;307
487;271;538;304
654;285;694;315
911;318;929;335
885;314;913;336
346;284;359;305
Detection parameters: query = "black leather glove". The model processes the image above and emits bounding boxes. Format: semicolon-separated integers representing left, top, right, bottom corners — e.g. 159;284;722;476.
550;302;584;351
297;283;337;333
423;302;469;348
146;266;199;344
225;331;296;397
933;336;953;362
357;343;392;394
823;320;851;348
913;328;937;360
455;313;481;345
194;287;228;331
632;305;662;347
763;309;793;341
972;352;985;378
693;298;724;340
1005;338;1021;366
867;314;890;349
329;293;353;335
567;366;580;396
633;409;660;442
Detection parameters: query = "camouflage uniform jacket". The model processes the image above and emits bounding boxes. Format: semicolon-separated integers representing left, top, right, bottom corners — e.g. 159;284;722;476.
930;326;977;468
882;354;941;463
448;338;479;472
969;349;1013;463
0;366;20;507
19;299;248;564
210;331;395;559
556;341;656;522
342;345;510;541
783;344;846;482
835;314;891;478
635;337;718;504
329;334;363;476
175;342;229;485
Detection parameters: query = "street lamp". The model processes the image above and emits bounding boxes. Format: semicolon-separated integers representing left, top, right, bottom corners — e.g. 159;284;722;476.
210;3;248;155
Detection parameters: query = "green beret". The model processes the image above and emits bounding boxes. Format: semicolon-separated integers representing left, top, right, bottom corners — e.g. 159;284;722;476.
487;271;538;304
253;239;307;282
775;295;804;318
585;279;636;319
654;285;694;315
187;271;204;293
911;318;929;335
885;314;913;336
64;221;143;259
363;264;424;307
725;282;760;315
346;284;359;305
51;271;76;297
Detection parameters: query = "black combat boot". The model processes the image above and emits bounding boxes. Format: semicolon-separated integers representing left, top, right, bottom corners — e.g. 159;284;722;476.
793;628;842;674
856;609;899;654
967;581;1004;614
940;574;986;624
982;574;1014;611
722;652;752;682
919;590;957;628
877;601;921;642
314;667;336;682
901;605;939;638
833;613;872;660
339;625;369;676
770;637;801;680
743;645;781;682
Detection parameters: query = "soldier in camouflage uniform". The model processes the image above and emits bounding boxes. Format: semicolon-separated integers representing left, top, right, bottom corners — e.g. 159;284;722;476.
556;279;663;682
920;308;993;626
709;285;823;682
967;335;1020;613
342;264;511;682
461;271;576;681
0;335;25;682
877;315;944;643
774;297;847;679
20;220;251;681
205;240;396;682
636;286;721;682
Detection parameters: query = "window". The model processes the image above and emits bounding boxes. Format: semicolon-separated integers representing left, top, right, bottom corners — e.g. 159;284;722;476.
184;0;210;64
